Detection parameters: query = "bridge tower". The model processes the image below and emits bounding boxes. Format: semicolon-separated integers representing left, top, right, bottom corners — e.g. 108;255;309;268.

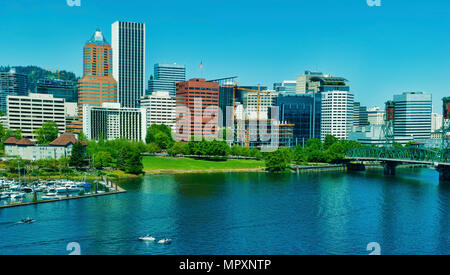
437;97;450;181
382;101;395;146
442;97;450;151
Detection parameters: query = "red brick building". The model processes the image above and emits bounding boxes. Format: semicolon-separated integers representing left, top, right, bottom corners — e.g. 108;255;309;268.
176;78;220;141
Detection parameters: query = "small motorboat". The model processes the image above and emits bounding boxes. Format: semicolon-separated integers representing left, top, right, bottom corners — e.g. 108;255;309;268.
139;235;156;242
157;239;172;244
21;217;35;224
42;191;61;200
10;192;25;199
21;187;33;193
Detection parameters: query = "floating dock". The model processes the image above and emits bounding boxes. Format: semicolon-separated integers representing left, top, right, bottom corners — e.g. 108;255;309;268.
0;181;126;209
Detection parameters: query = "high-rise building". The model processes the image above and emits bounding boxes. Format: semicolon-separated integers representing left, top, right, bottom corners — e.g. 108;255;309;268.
7;93;66;140
393;92;432;140
321;90;354;140
277;93;321;145
83;103;147;142
295;73;353;140
367;107;385;125
176;78;220;141
0;68;28;115
242;91;279;120
112;21;146;108
353;102;369;127
37;79;77;103
74;29;118;132
432;113;443;133
148;63;186;96
73;30;117;132
274;80;296;95
296;70;327;94
140;91;176;131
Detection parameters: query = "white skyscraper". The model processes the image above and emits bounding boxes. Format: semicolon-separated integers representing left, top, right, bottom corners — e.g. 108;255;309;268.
432;113;443;133
83;103;147;142
140;91;176;131
321;90;354;140
112;21;146;108
393;92;432;140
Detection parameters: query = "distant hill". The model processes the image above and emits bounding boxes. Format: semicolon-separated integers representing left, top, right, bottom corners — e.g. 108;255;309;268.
0;66;79;92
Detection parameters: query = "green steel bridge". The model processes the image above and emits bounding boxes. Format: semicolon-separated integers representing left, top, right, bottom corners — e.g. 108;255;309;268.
345;147;450;181
346;147;450;165
344;97;450;182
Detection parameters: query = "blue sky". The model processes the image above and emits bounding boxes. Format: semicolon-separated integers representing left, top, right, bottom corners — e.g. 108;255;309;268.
0;0;449;112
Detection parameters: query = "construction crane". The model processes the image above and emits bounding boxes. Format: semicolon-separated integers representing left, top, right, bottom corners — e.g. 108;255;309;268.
232;84;272;147
235;84;271;121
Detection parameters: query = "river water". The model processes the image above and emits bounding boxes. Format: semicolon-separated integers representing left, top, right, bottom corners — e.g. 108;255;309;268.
1;168;449;255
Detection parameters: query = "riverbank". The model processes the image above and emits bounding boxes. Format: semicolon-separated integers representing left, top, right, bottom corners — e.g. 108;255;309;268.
142;156;266;174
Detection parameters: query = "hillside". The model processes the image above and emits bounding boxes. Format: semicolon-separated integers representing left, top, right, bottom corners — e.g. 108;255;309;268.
0;65;79;92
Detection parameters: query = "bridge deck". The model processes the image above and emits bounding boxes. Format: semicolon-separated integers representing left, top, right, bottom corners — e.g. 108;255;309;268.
345;157;450;166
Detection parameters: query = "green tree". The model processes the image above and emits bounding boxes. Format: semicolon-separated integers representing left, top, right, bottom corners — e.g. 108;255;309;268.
306;138;323;151
293;145;307;164
94;151;112;169
306;150;328;163
34;121;59;144
154;132;171;149
124;148;143;175
168;142;190;156
69;142;85;168
147;143;162;154
393;142;403;148
250;148;263;159
265;148;293;173
326;143;346;163
146;124;173;144
324;135;339;150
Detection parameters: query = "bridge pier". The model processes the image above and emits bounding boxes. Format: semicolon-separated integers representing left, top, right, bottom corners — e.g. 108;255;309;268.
346;162;366;172
383;161;399;176
437;165;450;182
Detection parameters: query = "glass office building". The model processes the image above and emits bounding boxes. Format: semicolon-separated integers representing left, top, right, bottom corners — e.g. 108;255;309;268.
0;68;28;115
393;92;432;140
277;93;321;146
37;79;77;103
148;63;186;97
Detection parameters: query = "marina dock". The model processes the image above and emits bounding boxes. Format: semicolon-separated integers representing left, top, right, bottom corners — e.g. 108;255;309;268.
0;189;126;209
0;179;127;209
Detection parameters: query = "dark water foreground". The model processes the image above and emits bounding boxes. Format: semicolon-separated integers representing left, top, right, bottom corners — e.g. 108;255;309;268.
0;168;449;255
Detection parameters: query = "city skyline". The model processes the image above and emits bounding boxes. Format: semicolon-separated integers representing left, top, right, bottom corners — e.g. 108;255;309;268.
0;0;449;112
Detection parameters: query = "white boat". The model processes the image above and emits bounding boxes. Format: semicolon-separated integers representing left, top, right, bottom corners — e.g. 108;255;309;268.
10;192;25;199
56;187;67;193
157;239;172;244
10;185;21;191
56;184;81;193
139;235;156;242
68;185;81;193
42;192;61;200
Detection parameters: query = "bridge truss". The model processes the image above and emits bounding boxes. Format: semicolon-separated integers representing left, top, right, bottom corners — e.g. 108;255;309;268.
346;147;443;163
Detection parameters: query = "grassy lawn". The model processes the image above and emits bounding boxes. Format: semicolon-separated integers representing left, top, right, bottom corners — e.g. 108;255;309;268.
142;156;265;171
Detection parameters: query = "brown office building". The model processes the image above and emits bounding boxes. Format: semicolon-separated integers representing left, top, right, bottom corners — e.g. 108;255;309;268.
69;30;118;132
176;78;220;141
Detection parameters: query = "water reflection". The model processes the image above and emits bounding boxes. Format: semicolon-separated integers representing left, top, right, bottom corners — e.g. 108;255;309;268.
1;168;449;255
